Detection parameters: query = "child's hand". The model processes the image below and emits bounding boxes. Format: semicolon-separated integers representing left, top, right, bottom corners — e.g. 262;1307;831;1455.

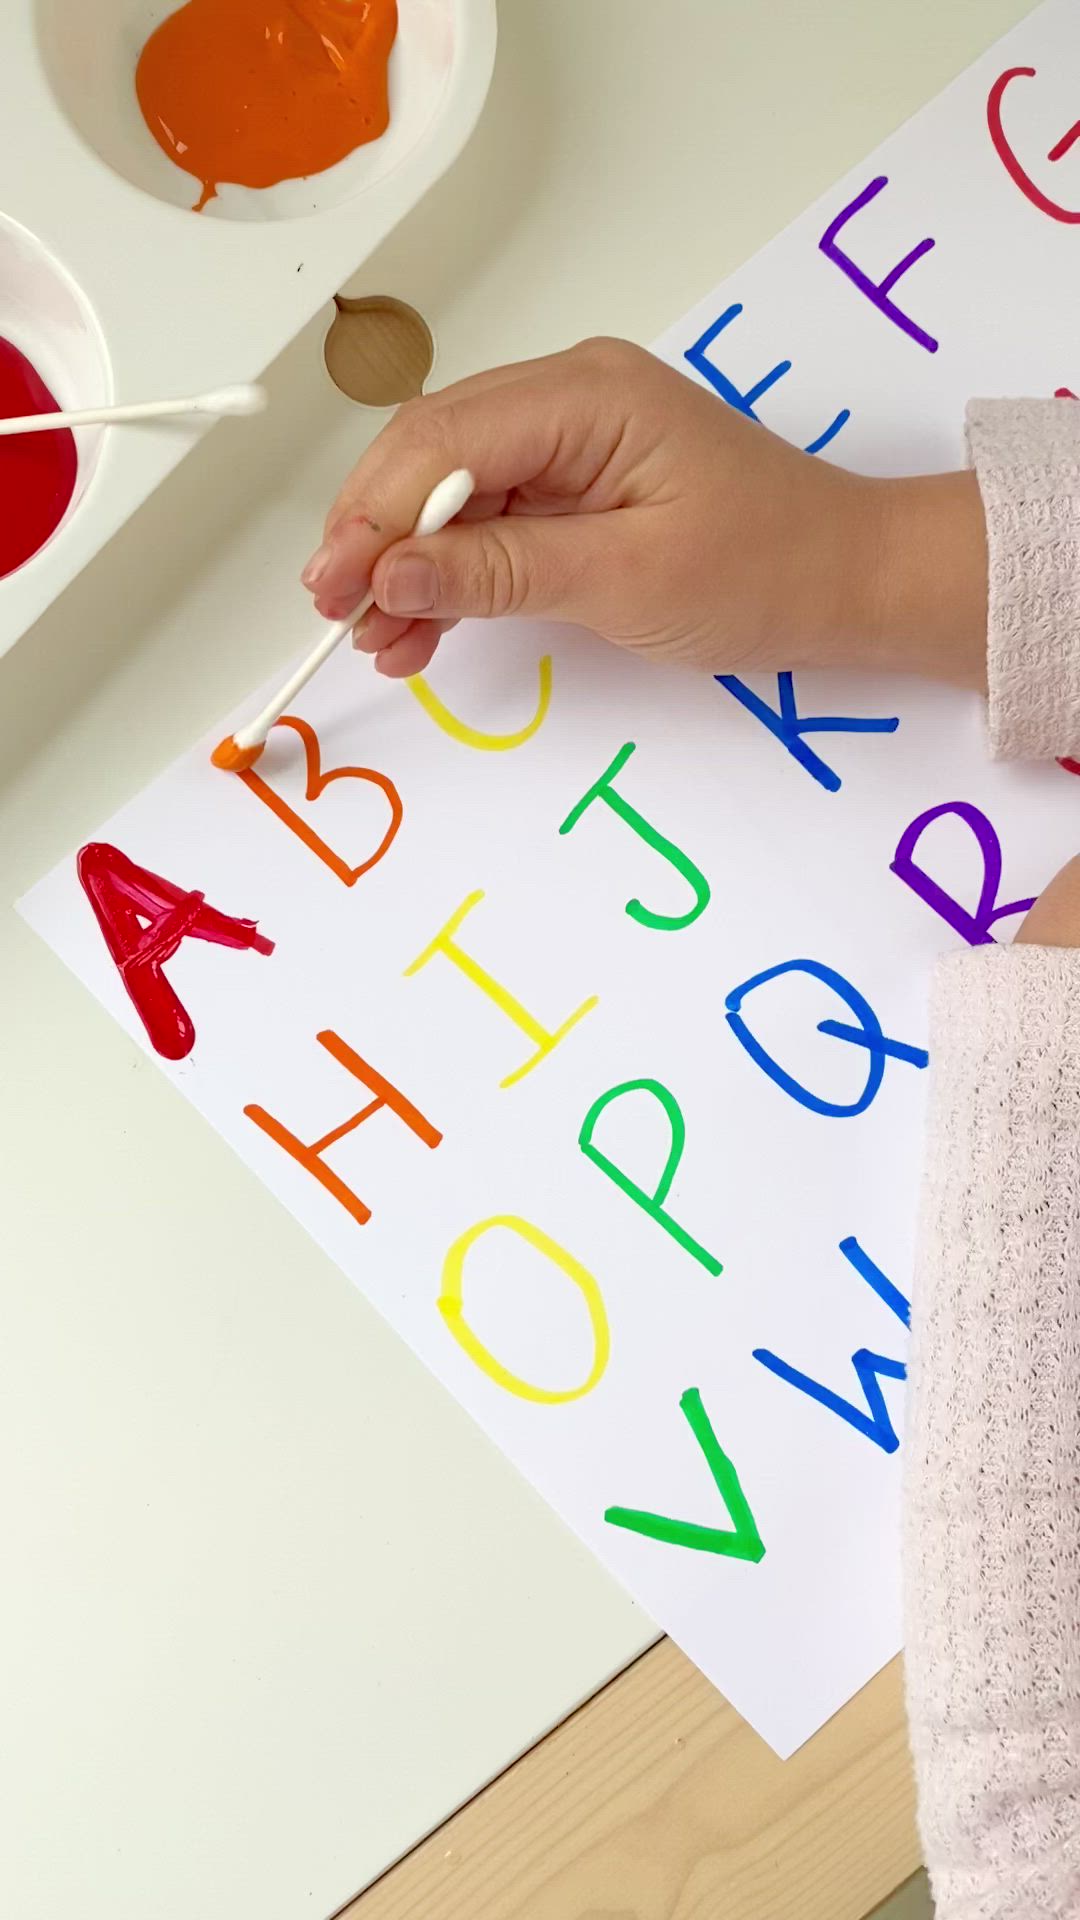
303;337;988;686
1017;856;1080;945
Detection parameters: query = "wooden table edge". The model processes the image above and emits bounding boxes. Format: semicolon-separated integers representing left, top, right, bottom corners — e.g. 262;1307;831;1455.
338;1642;919;1920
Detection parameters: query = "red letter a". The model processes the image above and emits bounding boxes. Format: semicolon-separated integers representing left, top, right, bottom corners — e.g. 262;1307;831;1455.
77;841;274;1061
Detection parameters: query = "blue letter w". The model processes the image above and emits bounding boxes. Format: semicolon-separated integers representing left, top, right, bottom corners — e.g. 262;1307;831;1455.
752;1237;909;1452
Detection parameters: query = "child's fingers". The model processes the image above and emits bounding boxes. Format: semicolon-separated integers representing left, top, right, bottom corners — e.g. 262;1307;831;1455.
373;620;453;679
371;511;624;627
351;610;413;655
300;343;634;611
321;357;560;546
314;495;507;623
354;609;457;655
455;488;510;523
303;377;567;606
303;369;548;601
1015;853;1080;946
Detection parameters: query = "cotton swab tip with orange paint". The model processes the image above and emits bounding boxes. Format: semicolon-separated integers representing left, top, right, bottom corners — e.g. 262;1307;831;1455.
211;734;265;772
209;468;475;776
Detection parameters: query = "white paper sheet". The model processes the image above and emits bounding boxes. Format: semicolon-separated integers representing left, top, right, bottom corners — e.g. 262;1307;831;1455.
20;0;1080;1757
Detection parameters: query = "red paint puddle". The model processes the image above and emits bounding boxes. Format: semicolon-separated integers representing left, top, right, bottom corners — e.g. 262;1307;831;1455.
0;337;77;578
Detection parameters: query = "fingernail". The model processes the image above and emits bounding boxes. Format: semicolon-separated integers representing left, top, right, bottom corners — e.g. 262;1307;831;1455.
301;542;335;588
317;595;363;622
382;555;438;616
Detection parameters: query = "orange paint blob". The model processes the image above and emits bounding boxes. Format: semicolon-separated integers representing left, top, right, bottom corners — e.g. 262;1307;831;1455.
211;734;265;772
135;0;398;212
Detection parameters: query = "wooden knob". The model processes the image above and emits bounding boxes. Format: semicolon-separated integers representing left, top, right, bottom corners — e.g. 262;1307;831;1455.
323;294;434;408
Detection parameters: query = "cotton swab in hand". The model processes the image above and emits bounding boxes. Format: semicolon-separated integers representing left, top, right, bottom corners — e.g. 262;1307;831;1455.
0;383;267;437
211;467;475;775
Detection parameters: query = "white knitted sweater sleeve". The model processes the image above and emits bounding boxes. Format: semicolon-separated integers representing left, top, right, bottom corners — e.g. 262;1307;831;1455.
901;399;1080;1916
904;950;1080;1919
967;397;1080;759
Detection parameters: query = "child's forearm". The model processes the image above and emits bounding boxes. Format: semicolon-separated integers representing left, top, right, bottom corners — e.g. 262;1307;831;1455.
862;471;988;691
877;398;1080;755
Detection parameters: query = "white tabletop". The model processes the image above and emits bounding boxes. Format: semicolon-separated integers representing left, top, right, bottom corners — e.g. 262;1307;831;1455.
0;3;1030;1916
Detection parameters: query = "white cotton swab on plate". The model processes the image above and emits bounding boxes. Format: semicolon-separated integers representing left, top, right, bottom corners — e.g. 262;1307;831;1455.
211;467;476;774
0;383;268;436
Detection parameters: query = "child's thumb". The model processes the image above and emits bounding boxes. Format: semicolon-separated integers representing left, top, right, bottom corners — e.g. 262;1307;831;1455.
371;514;600;626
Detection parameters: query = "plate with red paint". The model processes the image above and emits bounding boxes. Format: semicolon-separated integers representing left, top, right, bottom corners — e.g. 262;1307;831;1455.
0;212;111;581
